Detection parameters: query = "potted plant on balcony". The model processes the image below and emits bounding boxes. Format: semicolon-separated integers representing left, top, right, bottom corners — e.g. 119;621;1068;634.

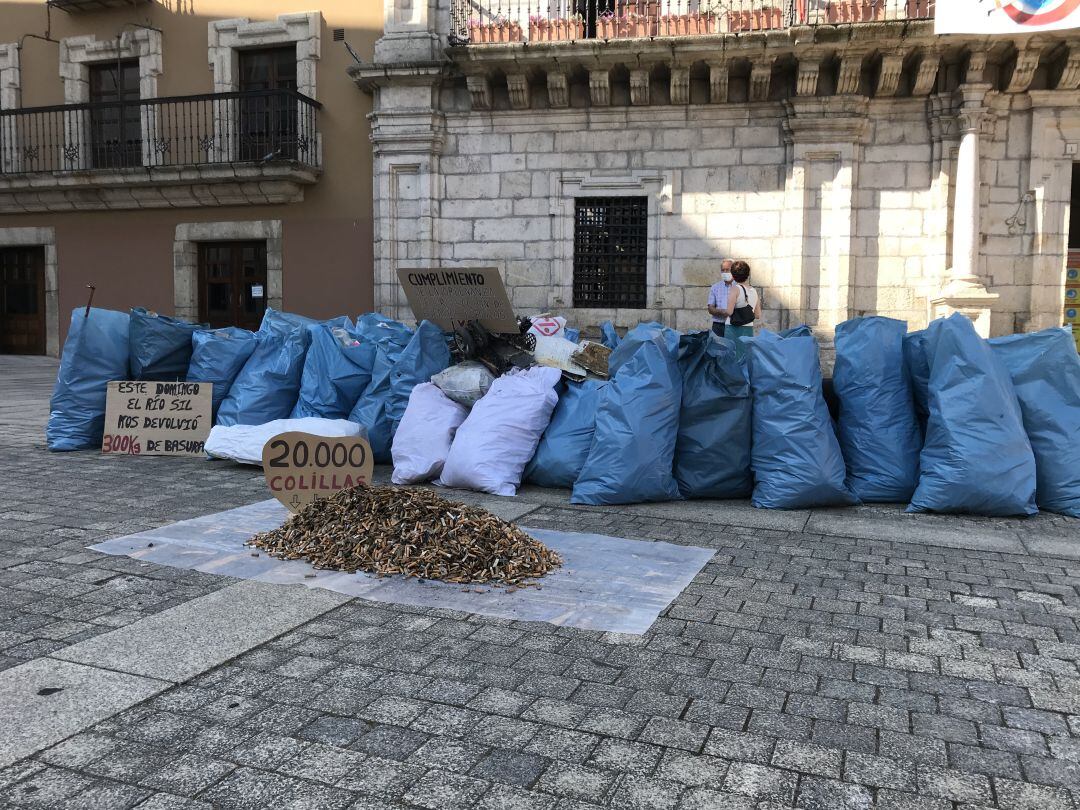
826;0;885;22
658;9;716;35
727;5;784;30
468;15;523;43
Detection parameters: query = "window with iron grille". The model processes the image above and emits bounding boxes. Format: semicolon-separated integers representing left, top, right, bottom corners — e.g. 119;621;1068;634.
573;196;648;309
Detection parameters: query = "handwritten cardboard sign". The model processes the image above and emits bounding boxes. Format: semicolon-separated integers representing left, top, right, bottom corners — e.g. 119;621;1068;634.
396;267;519;333
103;381;212;457
262;432;374;513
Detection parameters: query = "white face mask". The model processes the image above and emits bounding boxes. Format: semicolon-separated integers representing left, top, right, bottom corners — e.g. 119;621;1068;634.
721;272;733;282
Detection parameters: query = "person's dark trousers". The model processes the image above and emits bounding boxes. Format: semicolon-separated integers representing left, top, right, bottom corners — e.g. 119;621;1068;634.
711;322;726;338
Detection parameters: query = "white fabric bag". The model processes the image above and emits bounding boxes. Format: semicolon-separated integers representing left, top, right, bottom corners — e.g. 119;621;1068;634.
391;383;470;485
438;366;562;496
205;418;362;465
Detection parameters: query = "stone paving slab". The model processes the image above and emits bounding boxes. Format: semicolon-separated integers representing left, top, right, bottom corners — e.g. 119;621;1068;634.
0;658;167;768
53;580;349;683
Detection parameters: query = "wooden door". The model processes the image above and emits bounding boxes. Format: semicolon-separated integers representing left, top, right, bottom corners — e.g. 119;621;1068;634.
88;59;141;169
198;241;268;331
0;246;46;355
237;46;298;162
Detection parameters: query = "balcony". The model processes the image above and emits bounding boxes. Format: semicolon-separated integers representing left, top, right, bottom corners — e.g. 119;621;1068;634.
0;89;322;213
451;0;935;41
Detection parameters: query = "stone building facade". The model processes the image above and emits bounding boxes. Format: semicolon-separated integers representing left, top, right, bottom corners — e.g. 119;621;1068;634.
356;0;1080;355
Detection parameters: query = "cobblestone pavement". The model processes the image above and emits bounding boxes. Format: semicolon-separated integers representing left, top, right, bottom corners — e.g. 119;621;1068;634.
3;355;1080;809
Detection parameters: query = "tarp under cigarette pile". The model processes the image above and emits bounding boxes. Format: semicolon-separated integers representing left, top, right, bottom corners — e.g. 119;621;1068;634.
47;307;130;452
908;313;1037;516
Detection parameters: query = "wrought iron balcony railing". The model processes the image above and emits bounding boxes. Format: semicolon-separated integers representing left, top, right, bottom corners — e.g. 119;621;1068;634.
451;0;934;41
0;88;321;175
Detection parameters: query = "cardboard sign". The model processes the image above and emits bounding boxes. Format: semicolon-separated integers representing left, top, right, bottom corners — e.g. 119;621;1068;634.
262;432;374;513
396;267;519;333
103;381;212;457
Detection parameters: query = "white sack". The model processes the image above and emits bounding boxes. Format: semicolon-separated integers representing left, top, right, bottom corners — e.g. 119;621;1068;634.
205;417;362;465
391;383;469;485
431;361;495;408
438;366;562;496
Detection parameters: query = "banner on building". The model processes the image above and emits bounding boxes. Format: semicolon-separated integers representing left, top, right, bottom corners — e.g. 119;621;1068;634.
936;0;1080;33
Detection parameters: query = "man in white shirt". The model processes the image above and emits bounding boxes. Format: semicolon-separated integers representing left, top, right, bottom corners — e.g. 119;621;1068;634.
707;258;734;337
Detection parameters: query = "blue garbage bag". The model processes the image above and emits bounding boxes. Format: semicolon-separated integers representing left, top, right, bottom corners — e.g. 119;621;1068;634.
780;324;812;338
564;327;581;344
610;322;680;373
129;308;206;382
47;308;130;451
989;328;1080;517
908;313;1037;516
903;329;931;427
834;317;922;503
186;327;258;420
216;327;310;427
600;321;621;350
674;332;753;499
349;320;450;462
259;307;351;337
572;329;683;505
524;379;608;489
748;329;858;509
290;324;375;419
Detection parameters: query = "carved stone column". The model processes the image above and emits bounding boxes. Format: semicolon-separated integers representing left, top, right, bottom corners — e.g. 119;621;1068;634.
357;0;446;321
929;83;999;336
782;97;869;354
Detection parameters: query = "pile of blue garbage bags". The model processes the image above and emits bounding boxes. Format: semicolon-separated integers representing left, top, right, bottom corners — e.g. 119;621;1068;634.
47;304;1080;518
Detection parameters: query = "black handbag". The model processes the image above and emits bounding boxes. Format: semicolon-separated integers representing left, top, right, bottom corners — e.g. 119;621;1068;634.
729;284;755;327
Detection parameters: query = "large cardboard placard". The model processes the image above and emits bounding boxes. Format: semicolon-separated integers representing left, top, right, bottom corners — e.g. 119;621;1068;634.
262;431;374;513
396;267;519;333
103;381;212;457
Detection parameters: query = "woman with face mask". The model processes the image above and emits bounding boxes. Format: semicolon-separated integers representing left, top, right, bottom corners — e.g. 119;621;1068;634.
707;259;734;337
725;260;761;352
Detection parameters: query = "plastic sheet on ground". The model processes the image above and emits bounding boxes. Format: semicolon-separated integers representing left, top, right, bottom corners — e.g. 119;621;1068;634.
989;327;1080;518
47;307;130;452
205;418;363;465
833;316;922;503
129;308;205;382
908;313;1037;517
674;332;752;500
88;499;716;634
747;329;858;509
